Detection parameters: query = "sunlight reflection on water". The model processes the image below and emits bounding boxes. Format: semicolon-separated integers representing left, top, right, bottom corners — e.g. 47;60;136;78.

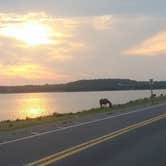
0;89;166;121
18;96;47;119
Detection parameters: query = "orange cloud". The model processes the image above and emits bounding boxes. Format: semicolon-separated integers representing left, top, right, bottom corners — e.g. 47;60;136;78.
0;12;115;84
0;12;86;63
0;12;68;46
0;64;57;79
0;63;70;85
123;31;166;56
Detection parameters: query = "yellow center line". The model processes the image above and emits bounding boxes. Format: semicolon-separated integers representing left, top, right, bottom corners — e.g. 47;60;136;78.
26;113;166;166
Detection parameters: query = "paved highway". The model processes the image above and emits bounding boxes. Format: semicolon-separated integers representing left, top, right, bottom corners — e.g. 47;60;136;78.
0;104;166;166
53;117;166;166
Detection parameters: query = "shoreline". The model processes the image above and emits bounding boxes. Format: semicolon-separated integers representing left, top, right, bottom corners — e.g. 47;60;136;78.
1;95;166;131
0;88;166;95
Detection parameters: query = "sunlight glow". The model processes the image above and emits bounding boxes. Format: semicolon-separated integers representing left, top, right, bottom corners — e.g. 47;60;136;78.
0;22;53;45
17;95;49;119
0;12;88;84
27;108;44;118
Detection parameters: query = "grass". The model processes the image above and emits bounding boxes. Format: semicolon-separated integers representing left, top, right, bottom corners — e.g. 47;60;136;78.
0;95;166;131
0;108;111;131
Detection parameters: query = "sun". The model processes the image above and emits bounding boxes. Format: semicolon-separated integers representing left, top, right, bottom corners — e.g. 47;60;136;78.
0;22;53;45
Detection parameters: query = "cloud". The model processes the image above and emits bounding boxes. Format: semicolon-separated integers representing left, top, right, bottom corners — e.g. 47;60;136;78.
123;31;166;56
1;12;165;84
0;12;89;84
0;64;50;78
0;63;69;85
1;0;166;17
0;12;113;67
93;15;113;30
0;12;74;45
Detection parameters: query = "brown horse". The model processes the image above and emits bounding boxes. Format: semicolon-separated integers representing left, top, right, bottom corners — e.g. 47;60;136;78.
99;98;112;108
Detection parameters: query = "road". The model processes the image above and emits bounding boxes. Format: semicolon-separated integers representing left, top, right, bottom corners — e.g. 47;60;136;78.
0;104;166;166
53;117;166;166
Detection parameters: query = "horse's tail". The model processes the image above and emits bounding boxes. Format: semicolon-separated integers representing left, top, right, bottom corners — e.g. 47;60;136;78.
99;99;103;108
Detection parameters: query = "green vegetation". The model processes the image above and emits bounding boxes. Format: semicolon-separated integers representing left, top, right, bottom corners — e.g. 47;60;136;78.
0;108;111;131
0;94;166;131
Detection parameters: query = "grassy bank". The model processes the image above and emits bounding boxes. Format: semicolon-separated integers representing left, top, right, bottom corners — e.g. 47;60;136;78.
1;95;166;131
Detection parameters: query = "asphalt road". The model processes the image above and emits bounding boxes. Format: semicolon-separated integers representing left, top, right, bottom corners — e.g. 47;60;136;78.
53;118;166;166
0;104;166;166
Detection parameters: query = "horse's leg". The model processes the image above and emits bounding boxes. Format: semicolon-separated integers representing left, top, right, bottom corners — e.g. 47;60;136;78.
100;103;103;108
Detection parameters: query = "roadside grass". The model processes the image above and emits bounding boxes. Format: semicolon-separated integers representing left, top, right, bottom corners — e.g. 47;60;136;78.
0;95;166;131
0;108;111;131
115;95;166;109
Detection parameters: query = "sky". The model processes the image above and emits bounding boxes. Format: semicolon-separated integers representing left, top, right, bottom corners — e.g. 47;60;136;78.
0;0;166;85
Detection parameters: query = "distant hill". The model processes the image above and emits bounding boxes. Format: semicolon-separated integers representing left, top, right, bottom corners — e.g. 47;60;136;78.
0;79;166;93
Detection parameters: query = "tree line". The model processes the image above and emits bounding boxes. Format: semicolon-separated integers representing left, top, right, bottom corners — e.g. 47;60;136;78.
0;79;166;93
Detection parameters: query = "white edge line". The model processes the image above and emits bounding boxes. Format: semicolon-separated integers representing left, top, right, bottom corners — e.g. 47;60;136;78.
0;103;165;146
32;132;39;135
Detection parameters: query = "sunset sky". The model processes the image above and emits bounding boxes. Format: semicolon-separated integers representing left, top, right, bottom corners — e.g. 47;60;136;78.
0;0;166;85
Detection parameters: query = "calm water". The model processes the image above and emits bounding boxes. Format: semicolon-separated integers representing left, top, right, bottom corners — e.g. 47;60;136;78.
0;89;166;121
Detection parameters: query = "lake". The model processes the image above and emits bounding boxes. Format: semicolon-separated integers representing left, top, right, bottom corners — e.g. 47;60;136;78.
0;89;166;121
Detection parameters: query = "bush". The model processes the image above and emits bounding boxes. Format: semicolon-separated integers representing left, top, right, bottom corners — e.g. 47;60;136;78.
16;119;21;122
52;112;63;117
8;123;13;128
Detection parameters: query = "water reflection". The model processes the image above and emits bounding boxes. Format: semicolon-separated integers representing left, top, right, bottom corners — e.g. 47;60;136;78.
0;90;166;121
17;94;49;119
